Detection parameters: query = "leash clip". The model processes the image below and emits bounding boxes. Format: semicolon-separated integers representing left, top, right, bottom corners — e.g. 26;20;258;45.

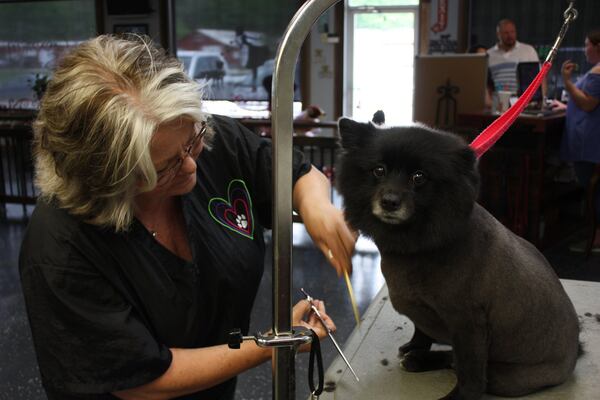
564;1;578;22
545;0;579;63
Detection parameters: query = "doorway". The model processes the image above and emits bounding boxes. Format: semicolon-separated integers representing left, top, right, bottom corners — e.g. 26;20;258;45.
345;1;418;125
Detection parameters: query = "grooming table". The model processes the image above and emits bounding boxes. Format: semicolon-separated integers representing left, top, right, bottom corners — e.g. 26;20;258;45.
314;279;600;399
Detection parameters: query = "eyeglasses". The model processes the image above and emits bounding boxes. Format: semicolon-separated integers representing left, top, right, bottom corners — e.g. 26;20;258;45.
155;121;207;187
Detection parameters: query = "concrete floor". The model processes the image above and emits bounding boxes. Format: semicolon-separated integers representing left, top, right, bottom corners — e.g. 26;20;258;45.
1;204;599;400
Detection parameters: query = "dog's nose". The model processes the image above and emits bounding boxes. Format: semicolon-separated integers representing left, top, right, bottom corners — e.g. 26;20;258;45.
380;192;401;211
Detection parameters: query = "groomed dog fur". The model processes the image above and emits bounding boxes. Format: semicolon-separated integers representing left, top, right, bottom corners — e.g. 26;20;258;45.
336;118;579;400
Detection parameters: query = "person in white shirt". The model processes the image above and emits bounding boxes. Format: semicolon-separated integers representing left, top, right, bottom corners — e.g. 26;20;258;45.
487;19;540;94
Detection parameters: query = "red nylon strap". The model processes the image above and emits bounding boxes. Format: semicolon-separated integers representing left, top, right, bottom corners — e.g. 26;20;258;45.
469;62;553;158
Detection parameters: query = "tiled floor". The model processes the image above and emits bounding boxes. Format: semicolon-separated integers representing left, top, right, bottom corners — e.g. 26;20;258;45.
1;205;599;400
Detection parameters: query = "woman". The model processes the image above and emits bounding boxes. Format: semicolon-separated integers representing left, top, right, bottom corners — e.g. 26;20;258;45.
551;29;600;251
19;35;355;399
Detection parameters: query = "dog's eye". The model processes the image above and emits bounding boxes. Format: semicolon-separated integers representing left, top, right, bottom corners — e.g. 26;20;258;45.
373;166;386;178
412;170;427;186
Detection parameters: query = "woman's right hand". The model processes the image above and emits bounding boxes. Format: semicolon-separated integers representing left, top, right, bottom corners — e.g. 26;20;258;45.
561;59;577;81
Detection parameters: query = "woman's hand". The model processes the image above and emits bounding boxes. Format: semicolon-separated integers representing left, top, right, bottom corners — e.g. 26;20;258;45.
560;60;600;112
549;99;567;111
292;299;336;352
302;202;357;276
293;166;358;276
561;59;577;82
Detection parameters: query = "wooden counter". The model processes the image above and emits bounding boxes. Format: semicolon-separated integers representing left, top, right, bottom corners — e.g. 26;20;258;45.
458;110;577;248
459;110;566;134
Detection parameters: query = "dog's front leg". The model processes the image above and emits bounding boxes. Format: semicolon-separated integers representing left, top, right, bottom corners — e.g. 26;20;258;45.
398;325;433;356
399;325;451;372
440;321;488;400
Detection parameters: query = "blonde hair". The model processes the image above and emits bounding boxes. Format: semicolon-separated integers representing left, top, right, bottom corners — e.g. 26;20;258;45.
34;34;208;231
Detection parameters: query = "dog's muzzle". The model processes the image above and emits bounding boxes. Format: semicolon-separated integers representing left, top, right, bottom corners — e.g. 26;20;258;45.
372;190;414;224
380;192;401;212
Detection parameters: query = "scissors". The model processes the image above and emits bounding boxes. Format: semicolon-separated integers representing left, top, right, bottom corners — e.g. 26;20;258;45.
300;288;360;382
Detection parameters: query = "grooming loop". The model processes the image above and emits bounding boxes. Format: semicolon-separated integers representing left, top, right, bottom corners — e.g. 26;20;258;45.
308;329;324;400
469;1;578;158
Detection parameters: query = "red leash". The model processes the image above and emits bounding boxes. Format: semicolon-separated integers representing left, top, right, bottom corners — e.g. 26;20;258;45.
468;1;578;158
469;62;552;158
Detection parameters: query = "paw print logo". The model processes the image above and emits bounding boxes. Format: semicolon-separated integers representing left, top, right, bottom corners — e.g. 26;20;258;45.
236;214;248;229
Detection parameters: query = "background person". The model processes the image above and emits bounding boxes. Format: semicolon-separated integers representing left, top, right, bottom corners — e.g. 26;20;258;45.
19;34;354;399
234;27;270;92
551;29;600;252
468;43;494;108
487;19;540;95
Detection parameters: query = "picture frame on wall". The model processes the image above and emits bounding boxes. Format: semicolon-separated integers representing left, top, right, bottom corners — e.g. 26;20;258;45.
113;24;149;35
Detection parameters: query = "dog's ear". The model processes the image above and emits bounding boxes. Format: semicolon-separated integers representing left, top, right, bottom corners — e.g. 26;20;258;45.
372;110;385;126
454;146;479;185
337;117;374;150
458;146;477;170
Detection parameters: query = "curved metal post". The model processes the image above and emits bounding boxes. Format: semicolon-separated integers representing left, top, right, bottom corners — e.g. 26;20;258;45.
270;0;341;399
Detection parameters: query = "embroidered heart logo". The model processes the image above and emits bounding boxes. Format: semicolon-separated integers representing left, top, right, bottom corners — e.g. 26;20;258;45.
208;179;254;239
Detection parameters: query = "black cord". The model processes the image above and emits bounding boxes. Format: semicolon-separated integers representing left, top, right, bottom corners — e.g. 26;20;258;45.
308;329;324;397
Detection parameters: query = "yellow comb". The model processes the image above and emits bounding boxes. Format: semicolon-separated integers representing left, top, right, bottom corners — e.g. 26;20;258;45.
343;268;360;327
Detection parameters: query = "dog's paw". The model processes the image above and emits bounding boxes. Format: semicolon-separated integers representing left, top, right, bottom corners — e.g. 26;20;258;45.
401;349;440;372
401;349;453;372
398;342;414;357
402;350;429;372
398;341;428;357
398;329;433;357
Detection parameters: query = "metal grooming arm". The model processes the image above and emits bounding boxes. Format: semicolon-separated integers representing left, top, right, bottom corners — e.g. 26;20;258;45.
271;0;341;399
227;1;342;398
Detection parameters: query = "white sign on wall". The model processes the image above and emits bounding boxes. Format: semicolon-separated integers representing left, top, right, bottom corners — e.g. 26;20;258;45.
428;0;460;54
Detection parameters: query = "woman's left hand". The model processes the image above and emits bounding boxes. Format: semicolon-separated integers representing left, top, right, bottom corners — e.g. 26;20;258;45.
549;99;567;111
292;298;336;353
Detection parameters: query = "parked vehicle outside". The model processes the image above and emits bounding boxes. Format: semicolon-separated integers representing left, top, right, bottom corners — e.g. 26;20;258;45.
177;50;228;83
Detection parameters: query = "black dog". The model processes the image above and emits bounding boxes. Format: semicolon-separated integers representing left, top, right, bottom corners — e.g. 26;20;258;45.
336;117;579;400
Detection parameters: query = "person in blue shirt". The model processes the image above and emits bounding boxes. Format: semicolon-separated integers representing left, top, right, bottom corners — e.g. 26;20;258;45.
552;29;600;251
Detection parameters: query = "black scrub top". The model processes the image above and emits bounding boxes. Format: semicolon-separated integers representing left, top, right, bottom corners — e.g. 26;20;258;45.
19;115;311;399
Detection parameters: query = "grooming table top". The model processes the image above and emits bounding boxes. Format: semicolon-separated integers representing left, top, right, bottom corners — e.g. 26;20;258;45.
314;279;600;399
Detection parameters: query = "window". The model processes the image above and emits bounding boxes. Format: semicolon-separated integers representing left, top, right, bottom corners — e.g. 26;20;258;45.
0;0;96;109
174;0;301;102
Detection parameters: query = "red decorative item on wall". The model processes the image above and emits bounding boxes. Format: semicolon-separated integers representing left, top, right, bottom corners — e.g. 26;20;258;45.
430;0;448;33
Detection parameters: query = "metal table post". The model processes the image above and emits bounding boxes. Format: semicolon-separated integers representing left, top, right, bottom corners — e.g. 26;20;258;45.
270;0;341;399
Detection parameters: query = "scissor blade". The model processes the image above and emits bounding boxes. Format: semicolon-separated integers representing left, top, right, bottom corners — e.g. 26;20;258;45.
301;288;359;382
327;331;360;382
